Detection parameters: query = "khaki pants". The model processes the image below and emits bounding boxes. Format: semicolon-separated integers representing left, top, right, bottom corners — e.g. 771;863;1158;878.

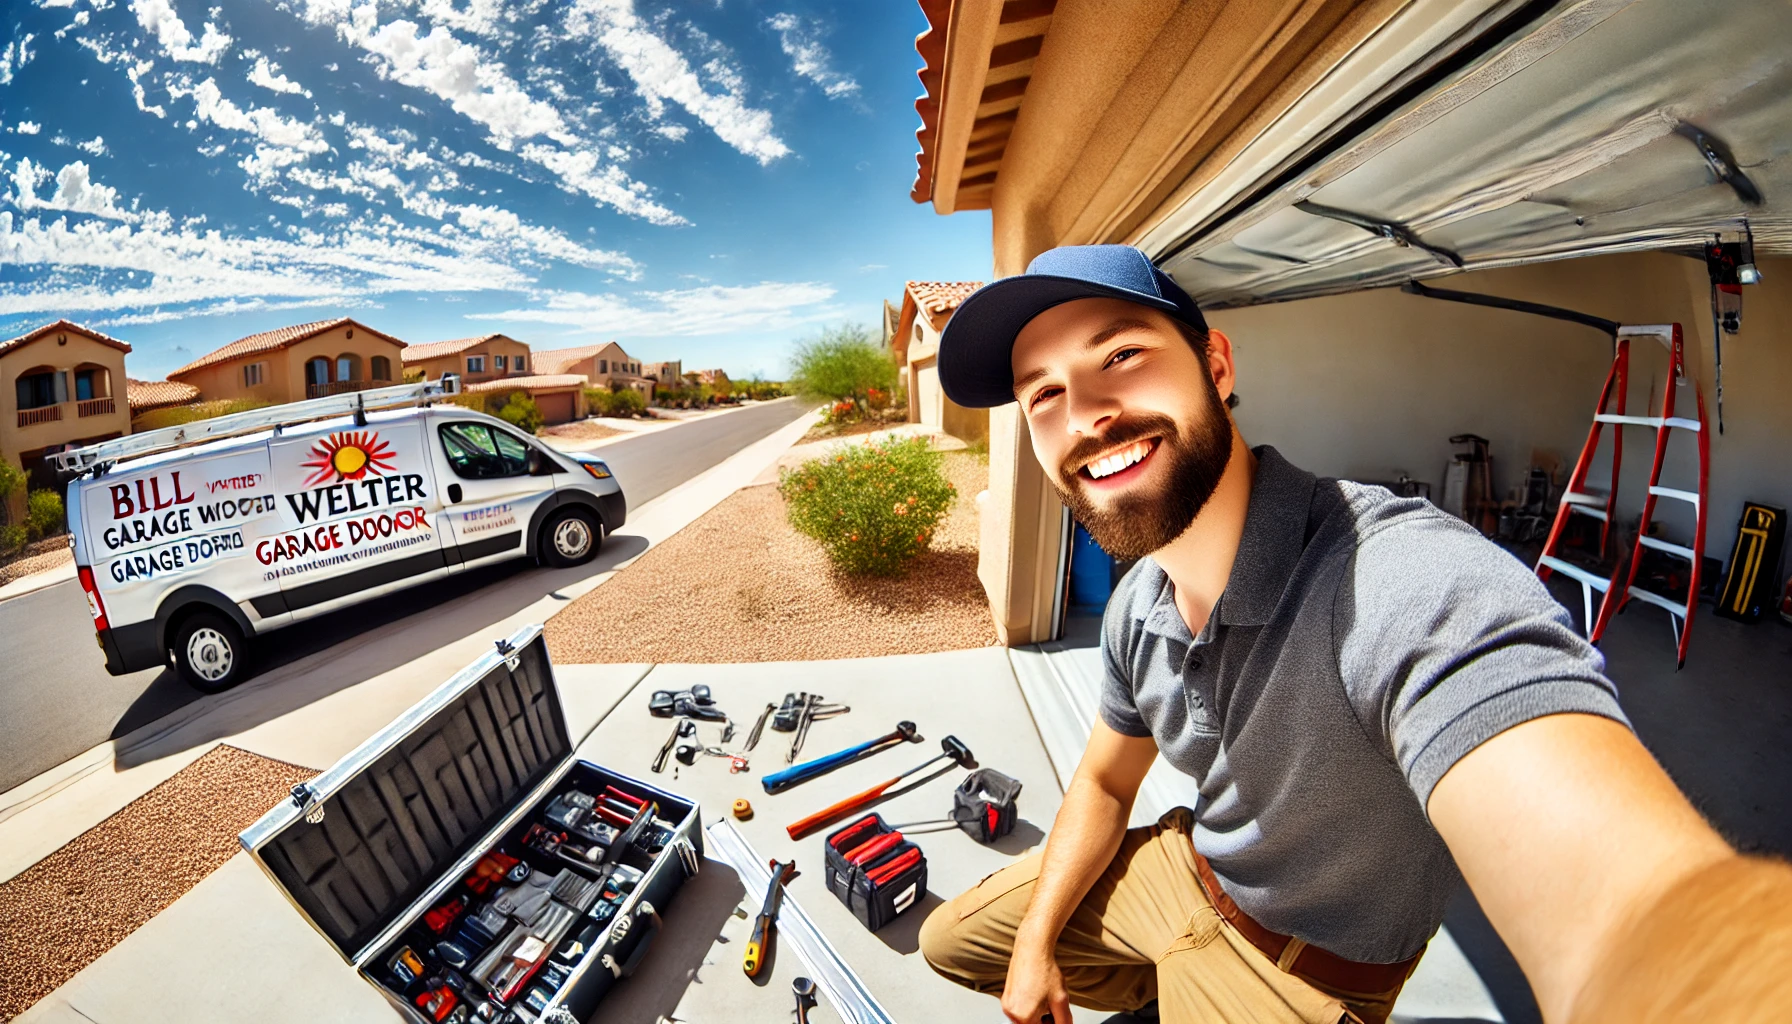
918;809;1417;1024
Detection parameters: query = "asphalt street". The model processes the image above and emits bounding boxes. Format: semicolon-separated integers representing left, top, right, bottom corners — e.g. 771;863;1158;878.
0;398;807;794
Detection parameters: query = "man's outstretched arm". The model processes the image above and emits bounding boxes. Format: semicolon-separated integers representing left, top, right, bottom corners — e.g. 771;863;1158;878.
1428;712;1792;1023
1002;719;1159;1024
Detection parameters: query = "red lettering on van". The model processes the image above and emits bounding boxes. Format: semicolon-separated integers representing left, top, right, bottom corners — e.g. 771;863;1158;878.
111;484;134;519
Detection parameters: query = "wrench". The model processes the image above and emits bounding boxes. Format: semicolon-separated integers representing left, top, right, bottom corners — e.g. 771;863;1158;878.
652;719;695;773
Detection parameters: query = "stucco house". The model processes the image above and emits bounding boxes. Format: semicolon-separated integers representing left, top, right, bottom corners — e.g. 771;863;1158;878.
2;319;132;517
125;379;201;428
890;281;986;442
402;334;532;384
462;374;589;426
167;318;404;405
535;342;653;402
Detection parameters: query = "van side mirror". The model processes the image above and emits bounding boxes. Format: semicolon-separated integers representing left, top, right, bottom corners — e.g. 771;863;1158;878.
526;449;550;476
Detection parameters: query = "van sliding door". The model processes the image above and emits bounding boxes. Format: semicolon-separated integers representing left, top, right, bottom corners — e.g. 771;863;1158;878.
431;421;556;569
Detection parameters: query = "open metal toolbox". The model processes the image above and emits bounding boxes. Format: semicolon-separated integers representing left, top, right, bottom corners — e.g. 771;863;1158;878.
239;624;702;1023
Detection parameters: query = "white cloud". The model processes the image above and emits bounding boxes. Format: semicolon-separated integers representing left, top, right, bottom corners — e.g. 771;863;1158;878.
14;121;42;135
566;0;788;165
298;1;681;224
131;0;231;64
168;77;327;183
127;60;166;117
417;0;508;40
471;281;839;336
765;13;858;100
450;203;637;275
246;56;310;97
78;135;108;156
1;34;37;85
8;158;137;221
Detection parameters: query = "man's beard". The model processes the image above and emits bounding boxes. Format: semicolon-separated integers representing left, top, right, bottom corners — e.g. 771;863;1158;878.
1051;388;1235;560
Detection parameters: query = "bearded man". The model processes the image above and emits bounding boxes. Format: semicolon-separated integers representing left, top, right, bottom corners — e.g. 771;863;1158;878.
916;245;1792;1024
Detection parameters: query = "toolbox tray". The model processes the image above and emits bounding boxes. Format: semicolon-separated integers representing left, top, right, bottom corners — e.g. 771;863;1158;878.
240;624;701;1023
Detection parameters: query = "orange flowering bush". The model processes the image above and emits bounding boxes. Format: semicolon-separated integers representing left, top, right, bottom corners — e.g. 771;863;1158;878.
779;435;955;576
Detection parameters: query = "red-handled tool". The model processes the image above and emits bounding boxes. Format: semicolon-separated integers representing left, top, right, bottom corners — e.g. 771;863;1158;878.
785;737;975;840
865;847;922;886
828;814;881;850
845;830;904;865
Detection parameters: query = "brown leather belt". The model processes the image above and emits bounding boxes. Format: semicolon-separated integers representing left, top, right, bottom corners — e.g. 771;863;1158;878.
1192;851;1421;996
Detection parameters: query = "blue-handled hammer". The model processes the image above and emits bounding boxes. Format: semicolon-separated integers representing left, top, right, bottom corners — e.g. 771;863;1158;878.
761;721;921;794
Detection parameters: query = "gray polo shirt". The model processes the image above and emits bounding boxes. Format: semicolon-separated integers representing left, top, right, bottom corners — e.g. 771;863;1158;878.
1101;446;1628;964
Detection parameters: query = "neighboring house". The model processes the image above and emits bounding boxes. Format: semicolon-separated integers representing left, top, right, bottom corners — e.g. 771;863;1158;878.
168;317;404;404
642;360;682;384
891;281;986;442
125;378;201;428
462;374;588;425
535;342;653;401
881;298;901;348
403;334;532;384
692;368;731;388
3;320;133;515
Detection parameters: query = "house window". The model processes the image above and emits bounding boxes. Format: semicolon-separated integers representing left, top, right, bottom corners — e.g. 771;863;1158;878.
494;354;507;371
14;368;60;409
370;356;391;381
599;359;607;373
243;362;266;387
337;354;362;382
467;355;486;373
305;357;329;388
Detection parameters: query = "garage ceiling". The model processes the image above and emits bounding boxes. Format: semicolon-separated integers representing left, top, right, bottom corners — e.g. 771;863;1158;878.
1147;0;1792;307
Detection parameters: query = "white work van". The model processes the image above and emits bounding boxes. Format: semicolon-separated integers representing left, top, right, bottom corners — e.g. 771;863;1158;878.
55;380;625;692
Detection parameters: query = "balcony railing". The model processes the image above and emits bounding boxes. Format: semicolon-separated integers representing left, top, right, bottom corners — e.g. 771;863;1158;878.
305;379;371;399
78;397;116;417
17;405;62;427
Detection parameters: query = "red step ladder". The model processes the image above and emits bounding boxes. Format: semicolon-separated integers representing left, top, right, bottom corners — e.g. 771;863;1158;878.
1536;324;1709;666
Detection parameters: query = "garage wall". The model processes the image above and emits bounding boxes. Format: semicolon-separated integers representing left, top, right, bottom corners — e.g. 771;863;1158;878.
1208;251;1792;569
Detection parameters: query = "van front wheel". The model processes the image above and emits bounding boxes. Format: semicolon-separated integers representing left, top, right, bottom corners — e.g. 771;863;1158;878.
541;507;601;568
171;611;248;693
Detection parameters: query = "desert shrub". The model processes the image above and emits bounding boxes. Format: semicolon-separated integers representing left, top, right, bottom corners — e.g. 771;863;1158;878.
0;459;23;506
26;489;65;540
134;398;270;432
779;435;955;576
788;324;896;405
496;391;544;434
608;388;645;417
0;523;25;554
584;388;613;416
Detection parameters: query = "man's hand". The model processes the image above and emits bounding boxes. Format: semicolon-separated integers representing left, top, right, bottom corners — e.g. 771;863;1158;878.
1427;712;1777;1022
1001;940;1073;1024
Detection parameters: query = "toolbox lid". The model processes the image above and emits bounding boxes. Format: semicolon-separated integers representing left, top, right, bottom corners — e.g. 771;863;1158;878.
239;624;570;964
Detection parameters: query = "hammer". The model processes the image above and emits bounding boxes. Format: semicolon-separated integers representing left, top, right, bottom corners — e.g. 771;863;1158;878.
785;737;976;840
760;721;921;795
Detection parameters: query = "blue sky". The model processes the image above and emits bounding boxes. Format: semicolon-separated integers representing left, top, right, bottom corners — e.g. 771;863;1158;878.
0;0;992;379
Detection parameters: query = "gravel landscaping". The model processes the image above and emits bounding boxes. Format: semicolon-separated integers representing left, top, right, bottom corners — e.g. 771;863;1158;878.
540;419;628;443
546;452;997;663
0;537;72;588
798;415;905;445
0;745;316;1020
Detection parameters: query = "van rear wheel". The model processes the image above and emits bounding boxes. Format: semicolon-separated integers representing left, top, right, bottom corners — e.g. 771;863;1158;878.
171;611;248;693
541;507;601;568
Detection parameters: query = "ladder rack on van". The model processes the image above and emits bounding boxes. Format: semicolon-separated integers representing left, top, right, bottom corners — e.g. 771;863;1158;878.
51;376;464;475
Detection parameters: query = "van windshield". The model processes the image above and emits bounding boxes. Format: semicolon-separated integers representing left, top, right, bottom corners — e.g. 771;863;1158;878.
440;422;530;479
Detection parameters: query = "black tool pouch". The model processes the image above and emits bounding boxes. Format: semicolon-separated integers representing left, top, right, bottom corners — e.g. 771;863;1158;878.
822;813;927;932
952;769;1022;843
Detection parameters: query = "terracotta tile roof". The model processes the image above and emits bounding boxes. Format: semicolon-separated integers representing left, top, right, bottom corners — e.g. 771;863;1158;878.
402;334;508;363
169;317;404;379
532;342;628;376
907;281;984;320
462;374;588;394
126;378;201;413
0;319;132;359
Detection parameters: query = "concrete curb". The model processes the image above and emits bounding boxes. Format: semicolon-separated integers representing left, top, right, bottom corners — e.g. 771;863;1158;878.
0;560;76;604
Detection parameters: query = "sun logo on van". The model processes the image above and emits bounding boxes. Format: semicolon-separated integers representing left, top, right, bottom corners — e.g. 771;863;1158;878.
302;431;398;487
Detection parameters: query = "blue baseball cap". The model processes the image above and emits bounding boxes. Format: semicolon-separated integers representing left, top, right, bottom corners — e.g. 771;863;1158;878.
938;244;1207;408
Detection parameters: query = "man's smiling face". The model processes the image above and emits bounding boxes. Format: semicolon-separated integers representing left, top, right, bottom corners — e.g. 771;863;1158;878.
1011;297;1237;559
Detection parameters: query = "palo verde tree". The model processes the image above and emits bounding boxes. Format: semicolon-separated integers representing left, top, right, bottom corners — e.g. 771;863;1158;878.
787;324;898;410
